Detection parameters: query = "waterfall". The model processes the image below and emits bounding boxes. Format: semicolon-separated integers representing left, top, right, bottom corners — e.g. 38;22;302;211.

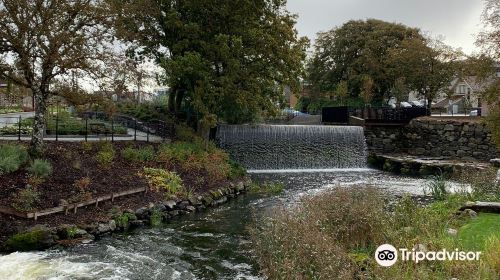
216;125;367;170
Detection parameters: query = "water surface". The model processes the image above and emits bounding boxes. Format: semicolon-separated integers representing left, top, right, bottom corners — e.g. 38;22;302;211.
0;170;433;280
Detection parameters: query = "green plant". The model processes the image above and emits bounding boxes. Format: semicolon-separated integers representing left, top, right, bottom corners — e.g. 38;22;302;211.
122;146;155;162
27;159;53;178
4;230;47;251
149;207;163;226
114;212;138;229
425;173;448;201
142;168;184;196
175;124;200;142
66;226;78;239
249;182;284;195
0;144;28;175
228;159;246;179
96;149;115;168
81;141;93;152
11;185;40;212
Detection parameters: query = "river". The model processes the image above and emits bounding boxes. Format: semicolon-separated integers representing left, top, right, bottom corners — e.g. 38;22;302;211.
0;169;436;280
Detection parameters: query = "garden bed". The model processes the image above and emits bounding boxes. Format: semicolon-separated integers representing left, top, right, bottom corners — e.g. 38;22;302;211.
0;138;246;246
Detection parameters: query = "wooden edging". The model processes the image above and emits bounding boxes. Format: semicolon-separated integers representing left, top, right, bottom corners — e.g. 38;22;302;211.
0;186;147;221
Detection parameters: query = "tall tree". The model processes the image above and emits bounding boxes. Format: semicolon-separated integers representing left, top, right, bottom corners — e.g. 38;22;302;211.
387;37;459;112
0;0;112;154
307;19;424;103
110;0;308;125
477;0;500;146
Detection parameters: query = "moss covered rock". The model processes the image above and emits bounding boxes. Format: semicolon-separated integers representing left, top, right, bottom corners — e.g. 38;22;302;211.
4;227;57;252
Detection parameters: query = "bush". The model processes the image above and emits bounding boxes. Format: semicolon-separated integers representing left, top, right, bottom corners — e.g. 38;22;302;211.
96;142;115;167
27;159;53;178
122;146;155;162
249;187;385;279
0;144;28;175
158;141;232;187
11;185;40;212
142;168;184;197
174;124;199;142
228;159;246;180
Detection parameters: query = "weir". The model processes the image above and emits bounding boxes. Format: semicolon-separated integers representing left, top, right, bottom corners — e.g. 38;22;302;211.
216;125;367;170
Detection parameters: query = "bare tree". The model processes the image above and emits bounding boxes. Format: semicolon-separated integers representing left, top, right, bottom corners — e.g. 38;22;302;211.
0;0;112;154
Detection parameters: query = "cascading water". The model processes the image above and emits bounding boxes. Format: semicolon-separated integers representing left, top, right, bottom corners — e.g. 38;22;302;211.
216;125;367;170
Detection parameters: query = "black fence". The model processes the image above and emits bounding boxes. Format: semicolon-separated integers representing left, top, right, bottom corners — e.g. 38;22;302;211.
322;106;429;124
0;111;174;142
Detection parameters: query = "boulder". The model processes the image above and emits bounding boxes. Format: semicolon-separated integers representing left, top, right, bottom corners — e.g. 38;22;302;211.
163;200;177;211
460;202;500;213
447;228;458;237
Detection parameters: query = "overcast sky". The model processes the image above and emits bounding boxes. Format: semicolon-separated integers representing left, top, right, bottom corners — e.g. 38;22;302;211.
287;0;484;54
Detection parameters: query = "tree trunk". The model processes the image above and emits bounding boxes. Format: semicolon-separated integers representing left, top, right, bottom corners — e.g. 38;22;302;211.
426;96;432;116
30;89;47;156
168;89;176;113
175;89;185;113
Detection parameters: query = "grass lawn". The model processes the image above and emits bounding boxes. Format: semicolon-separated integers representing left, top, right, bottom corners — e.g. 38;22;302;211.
459;213;500;251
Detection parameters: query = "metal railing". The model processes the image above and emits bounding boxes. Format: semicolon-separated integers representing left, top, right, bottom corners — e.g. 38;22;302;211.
0;111;175;142
322;106;429;124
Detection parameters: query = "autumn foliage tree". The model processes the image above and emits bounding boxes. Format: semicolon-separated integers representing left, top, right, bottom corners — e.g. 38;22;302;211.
109;0;308;125
0;0;112;154
477;0;500;146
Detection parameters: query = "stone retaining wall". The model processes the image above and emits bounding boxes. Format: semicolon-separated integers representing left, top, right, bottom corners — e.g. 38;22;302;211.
1;179;252;252
365;118;499;161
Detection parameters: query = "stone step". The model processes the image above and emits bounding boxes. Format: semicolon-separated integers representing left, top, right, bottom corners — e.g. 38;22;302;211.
460;202;500;214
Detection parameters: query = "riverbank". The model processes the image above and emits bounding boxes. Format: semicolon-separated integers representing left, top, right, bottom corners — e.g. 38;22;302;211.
0;136;248;251
0;169;445;279
250;173;500;279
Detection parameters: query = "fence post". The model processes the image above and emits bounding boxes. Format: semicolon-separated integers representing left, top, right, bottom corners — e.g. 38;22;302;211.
111;118;114;142
18;116;21;141
134;120;137;141
55;112;59;141
85;117;88;142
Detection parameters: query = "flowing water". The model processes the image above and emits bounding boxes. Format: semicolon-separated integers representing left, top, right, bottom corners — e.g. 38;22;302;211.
216;125;367;170
1;125;445;279
0;170;436;280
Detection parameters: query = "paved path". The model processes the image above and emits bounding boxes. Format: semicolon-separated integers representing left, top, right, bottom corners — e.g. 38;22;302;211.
0;113;165;143
0;112;34;128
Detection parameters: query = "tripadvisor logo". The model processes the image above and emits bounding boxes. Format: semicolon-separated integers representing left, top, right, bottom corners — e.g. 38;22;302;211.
375;244;482;267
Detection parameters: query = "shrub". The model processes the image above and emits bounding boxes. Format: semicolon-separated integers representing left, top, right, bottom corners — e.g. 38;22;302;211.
27;159;53;178
122;146;155;162
174;124;199;142
0;144;28;175
158;141;232;187
96;143;115;167
81;141;93;152
228;159;246;179
250;187;386;279
142;168;184;196
11;185;40;212
70;177;93;203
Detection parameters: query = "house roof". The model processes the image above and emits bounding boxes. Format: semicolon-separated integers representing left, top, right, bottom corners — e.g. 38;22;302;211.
432;96;463;108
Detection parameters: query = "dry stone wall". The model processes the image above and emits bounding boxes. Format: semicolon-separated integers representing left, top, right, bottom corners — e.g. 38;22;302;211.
365;118;499;161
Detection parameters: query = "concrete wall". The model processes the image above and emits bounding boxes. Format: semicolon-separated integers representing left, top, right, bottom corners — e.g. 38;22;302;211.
364;118;499;161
